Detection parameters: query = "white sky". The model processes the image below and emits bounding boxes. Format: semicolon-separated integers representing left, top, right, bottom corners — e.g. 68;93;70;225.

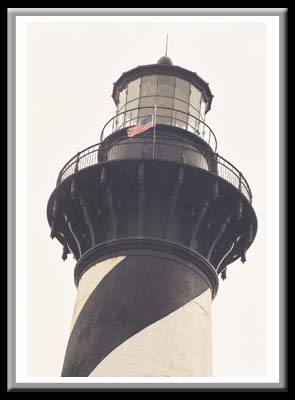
19;16;280;381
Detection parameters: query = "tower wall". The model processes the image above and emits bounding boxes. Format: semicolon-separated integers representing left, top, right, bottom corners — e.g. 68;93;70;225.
61;243;215;377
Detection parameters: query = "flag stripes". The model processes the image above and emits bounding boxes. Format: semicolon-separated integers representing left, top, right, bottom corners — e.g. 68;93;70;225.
127;115;154;137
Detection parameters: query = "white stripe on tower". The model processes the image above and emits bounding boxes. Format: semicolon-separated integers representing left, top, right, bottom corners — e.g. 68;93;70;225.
70;256;126;331
89;288;212;377
62;253;213;377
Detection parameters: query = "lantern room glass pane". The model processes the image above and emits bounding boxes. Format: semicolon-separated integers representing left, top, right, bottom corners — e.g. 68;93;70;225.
157;96;173;125
189;86;202;132
157;75;175;97
157;75;175;125
138;96;156;121
173;78;190;130
126;99;139;125
116;88;127;129
119;79;141;126
200;98;206;119
175;78;190;103
138;75;158;120
140;75;158;97
115;74;209;133
174;99;188;129
118;88;127;112
116;111;125;130
188;111;197;133
126;79;140;105
189;86;202;118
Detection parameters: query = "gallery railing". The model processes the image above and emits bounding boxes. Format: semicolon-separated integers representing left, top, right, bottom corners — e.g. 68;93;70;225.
100;106;218;151
56;136;252;204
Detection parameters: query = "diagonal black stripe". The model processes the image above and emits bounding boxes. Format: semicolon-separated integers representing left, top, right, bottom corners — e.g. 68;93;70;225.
61;254;209;377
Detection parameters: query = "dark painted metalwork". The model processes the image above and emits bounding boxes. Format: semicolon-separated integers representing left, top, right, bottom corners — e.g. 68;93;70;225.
79;197;96;248
74;152;80;173
64;213;82;259
100;167;106;187
207;216;231;262
212;179;219;201
190;200;210;251
60;225;76;261
47;58;257;286
137;163;145;236
55;131;252;204
216;238;238;274
73;238;219;298
241;241;248;263
62;242;70;261
50;199;57;239
106;185;117;239
237;200;243;220
249;223;254;242
70;178;78;200
166;166;184;240
48;156;257;275
221;268;227;280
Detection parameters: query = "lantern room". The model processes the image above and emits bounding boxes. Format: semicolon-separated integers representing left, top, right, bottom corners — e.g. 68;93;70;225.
112;56;214;137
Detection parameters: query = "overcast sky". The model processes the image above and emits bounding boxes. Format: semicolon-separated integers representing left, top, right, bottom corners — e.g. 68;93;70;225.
26;18;271;379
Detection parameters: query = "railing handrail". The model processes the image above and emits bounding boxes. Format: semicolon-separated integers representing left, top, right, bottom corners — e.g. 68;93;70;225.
216;153;253;201
115;110;203;138
100;105;217;151
56;136;252;203
58;142;101;183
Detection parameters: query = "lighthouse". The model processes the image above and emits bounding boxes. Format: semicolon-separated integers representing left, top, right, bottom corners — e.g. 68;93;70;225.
47;55;257;377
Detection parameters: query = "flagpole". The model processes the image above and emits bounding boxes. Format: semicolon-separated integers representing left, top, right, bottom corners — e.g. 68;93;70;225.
152;104;157;158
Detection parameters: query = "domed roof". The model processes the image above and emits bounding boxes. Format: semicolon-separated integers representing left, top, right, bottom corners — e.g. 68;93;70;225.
157;56;173;65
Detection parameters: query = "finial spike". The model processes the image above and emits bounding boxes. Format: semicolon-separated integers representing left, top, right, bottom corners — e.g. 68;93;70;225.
165;34;169;57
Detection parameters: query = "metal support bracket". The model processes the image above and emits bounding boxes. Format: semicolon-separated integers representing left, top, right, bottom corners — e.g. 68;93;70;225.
190;199;210;251
138;162;145;236
166;166;184;240
106;185;117;239
207;216;231;262
79;196;96;248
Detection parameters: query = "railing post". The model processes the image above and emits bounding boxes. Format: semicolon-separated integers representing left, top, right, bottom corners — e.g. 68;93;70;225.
181;138;185;163
96;144;101;164
213;153;218;175
142;140;146;159
238;172;242;191
74;152;80;173
57;171;62;185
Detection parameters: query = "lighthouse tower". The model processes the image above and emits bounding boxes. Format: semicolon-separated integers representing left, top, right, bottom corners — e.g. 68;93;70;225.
47;55;257;377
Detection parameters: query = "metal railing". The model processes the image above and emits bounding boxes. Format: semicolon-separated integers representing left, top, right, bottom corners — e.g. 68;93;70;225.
56;136;252;204
216;154;252;202
100;106;217;151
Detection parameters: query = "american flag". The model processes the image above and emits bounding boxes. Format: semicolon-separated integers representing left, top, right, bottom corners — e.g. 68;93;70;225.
127;115;154;138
